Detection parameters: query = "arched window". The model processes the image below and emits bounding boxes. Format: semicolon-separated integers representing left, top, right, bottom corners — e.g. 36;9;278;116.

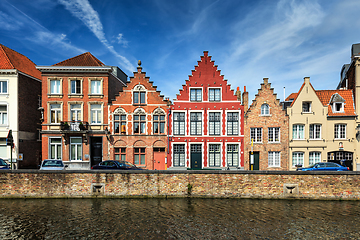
114;108;126;134
133;84;146;104
153;108;165;134
133;108;146;134
261;104;270;115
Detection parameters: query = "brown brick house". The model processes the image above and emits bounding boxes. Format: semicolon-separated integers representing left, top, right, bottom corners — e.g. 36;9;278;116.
37;52;127;169
108;61;170;170
243;78;289;170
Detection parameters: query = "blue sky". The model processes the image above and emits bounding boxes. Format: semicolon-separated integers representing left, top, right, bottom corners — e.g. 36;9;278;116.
1;0;360;102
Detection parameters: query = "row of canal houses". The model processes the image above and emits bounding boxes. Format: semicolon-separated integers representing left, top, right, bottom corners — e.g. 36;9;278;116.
1;43;360;171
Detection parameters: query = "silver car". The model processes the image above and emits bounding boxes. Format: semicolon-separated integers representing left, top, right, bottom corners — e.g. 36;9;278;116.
40;160;67;170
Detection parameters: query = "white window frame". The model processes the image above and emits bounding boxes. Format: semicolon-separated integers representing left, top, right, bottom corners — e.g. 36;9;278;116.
261;104;270;115
70;104;82;122
0;105;8;125
334;124;346;139
333;102;344;113
309;124;321;140
0;81;8;94
190;112;202;135
173;144;186;167
90;79;102;95
190;88;202;102
208;144;221;167
50;79;61;94
209;88;221;101
268;151;280;167
49;137;62;160
250;128;262;143
173;112;185;135
70;79;82;95
70;137;82;161
226;112;239;136
50;103;62;124
302;102;312;113
226;144;239;167
209;112;221;136
293;124;304;140
90;104;102;124
292;152;304;167
309;152;321;165
268;127;280;143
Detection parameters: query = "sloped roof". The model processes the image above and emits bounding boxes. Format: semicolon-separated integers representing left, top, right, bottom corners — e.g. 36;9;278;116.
53;52;104;66
316;89;355;116
285;92;298;101
0;44;41;79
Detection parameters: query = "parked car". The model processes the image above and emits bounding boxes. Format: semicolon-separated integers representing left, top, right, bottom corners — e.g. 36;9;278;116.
91;160;142;170
39;160;67;170
296;162;349;171
0;158;10;170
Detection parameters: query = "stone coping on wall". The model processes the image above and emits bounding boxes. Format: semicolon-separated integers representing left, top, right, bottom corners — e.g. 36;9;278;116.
1;169;359;175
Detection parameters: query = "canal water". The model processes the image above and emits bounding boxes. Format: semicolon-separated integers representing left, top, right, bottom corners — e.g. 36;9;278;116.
0;198;359;239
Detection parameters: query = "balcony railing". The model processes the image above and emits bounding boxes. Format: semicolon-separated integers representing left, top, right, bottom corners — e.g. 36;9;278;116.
60;121;89;132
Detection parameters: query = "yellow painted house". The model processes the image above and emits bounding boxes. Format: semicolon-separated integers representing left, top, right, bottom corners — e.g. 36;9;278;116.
286;77;356;170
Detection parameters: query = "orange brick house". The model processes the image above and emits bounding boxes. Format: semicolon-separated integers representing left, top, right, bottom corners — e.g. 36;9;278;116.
37;52;127;169
243;78;289;170
108;61;170;170
167;51;244;170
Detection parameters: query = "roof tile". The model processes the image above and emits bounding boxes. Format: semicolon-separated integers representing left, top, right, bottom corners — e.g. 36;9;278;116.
0;44;41;79
53;52;104;66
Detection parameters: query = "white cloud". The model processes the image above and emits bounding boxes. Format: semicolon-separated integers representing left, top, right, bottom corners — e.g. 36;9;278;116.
116;33;129;48
58;0;135;72
0;11;23;30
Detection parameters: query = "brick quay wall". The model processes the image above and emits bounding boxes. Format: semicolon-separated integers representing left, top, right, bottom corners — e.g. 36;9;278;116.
1;170;360;200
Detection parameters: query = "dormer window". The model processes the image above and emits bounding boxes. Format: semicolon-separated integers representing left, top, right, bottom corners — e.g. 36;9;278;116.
261;104;270;115
333;102;344;113
133;85;146;104
302;102;311;113
330;93;345;113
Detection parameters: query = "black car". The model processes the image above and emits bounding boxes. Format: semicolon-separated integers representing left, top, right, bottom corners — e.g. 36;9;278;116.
91;160;142;170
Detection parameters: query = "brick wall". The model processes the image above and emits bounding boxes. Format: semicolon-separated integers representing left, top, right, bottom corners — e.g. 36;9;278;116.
0;171;360;200
18;73;42;168
244;78;289;170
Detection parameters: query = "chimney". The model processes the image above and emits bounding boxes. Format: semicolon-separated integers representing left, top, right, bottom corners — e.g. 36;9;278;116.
242;86;248;111
263;78;269;85
236;86;241;102
304;77;310;84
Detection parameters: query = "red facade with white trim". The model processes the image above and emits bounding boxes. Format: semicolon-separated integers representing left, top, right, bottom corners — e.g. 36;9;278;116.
167;51;244;169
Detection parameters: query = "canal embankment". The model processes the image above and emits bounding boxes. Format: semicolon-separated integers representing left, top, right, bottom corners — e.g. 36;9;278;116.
1;170;360;200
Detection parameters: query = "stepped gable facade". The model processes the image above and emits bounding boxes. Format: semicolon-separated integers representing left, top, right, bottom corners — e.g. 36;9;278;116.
109;61;170;170
168;51;244;170
37;52;127;169
243;78;289;170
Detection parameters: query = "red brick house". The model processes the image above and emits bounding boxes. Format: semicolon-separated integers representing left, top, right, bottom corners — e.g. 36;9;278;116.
243;78;289;170
0;44;42;169
167;51;244;170
37;52;127;169
108;61;169;170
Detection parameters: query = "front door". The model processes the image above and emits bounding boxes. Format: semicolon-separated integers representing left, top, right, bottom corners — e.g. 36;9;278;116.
190;144;202;169
249;152;259;170
90;137;103;167
153;147;166;170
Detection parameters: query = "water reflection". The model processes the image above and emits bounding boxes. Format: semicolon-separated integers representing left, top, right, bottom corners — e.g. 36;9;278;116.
0;198;359;239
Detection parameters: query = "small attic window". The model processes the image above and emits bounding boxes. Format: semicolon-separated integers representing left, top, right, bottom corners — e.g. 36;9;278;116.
330;93;345;113
333;102;344;113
